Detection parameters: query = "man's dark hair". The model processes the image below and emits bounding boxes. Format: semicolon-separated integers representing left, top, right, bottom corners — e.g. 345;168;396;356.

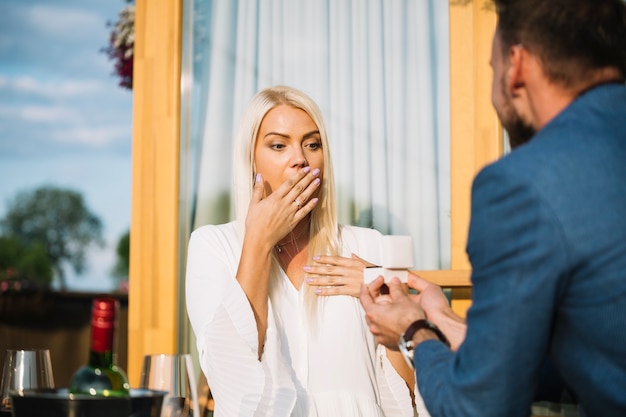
494;0;626;88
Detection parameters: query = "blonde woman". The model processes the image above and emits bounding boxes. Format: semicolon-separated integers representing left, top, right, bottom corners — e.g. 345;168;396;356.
186;86;427;416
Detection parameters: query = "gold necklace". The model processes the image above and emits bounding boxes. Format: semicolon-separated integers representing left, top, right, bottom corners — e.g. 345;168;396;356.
275;226;308;254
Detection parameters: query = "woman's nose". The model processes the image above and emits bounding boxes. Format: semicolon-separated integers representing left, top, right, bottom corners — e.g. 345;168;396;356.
291;148;308;167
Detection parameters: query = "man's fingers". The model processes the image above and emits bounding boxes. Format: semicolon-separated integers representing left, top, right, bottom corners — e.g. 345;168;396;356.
360;283;374;307
361;276;387;305
387;277;407;298
407;271;430;292
367;275;387;296
375;294;392;304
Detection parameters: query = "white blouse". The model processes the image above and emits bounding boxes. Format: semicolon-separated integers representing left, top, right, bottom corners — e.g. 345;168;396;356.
186;222;429;417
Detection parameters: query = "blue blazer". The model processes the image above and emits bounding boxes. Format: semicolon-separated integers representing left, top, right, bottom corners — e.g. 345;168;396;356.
414;83;626;417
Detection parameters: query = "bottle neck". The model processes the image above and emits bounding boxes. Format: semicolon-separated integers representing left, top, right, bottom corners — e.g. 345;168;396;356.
88;350;115;368
89;297;117;367
91;318;114;348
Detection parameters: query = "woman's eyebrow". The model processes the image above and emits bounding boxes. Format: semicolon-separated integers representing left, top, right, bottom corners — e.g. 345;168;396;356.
263;129;320;139
303;130;320;138
263;131;289;139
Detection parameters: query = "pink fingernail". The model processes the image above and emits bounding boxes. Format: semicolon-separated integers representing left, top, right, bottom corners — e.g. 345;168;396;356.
255;173;262;183
303;265;311;271
313;178;320;186
313;255;320;261
303;166;311;173
312;168;320;176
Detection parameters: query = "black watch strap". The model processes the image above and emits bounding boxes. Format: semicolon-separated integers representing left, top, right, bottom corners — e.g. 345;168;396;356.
403;319;450;349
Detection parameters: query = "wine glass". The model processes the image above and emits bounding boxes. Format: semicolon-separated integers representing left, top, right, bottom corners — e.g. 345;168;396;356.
0;349;55;417
140;354;199;417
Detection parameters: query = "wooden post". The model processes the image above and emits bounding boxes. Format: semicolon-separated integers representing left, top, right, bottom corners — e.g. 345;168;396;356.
127;0;182;386
448;0;500;316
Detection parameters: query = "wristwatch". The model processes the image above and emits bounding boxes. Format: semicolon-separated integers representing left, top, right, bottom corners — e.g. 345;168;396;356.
398;319;450;368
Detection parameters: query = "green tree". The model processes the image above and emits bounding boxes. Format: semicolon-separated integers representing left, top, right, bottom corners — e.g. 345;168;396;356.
112;229;130;284
0;236;53;288
0;185;104;290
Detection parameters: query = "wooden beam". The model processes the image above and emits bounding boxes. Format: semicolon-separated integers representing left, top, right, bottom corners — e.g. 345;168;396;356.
449;0;500;271
128;0;182;387
447;1;500;317
411;269;471;287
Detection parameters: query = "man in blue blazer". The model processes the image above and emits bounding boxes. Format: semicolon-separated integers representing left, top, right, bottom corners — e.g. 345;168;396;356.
360;0;626;416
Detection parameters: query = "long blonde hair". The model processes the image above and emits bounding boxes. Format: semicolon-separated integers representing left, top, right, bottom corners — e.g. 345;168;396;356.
232;85;340;321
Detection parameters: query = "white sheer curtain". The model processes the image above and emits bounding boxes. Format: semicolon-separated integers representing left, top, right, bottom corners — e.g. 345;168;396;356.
190;0;450;270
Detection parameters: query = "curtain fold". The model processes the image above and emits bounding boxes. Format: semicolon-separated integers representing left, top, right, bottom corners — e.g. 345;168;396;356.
189;0;450;270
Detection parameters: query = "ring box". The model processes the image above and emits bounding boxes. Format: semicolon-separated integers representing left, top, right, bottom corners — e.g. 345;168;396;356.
363;235;414;283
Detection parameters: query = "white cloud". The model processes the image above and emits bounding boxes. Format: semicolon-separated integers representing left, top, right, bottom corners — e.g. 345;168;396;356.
51;125;130;147
12;76;40;93
4;100;130;148
10;75;106;98
20;105;78;122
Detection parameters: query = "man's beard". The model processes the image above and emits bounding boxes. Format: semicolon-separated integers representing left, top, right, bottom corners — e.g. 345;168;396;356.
503;113;536;149
498;77;536;150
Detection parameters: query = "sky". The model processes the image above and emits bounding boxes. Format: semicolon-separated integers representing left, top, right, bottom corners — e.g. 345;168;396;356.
0;0;133;292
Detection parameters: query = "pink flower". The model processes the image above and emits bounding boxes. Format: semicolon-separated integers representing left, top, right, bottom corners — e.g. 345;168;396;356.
104;4;135;90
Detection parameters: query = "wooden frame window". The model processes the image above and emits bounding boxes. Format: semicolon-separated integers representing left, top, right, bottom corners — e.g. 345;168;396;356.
127;0;500;384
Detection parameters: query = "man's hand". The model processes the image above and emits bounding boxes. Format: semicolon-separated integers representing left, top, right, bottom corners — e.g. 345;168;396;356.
406;272;467;351
360;276;425;348
407;272;452;320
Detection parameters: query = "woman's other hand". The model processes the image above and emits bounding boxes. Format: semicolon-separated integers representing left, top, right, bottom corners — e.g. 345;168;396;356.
304;253;375;297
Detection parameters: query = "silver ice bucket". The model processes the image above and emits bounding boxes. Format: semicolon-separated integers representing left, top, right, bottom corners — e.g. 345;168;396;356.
10;388;166;417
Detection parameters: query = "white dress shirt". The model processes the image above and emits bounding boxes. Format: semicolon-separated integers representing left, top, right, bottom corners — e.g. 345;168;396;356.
186;222;428;417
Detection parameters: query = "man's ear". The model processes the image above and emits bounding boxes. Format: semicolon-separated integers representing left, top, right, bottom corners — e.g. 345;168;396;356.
507;44;525;97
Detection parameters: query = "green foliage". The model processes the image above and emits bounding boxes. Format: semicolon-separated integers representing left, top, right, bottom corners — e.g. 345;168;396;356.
0;236;53;288
0;185;104;289
112;229;130;281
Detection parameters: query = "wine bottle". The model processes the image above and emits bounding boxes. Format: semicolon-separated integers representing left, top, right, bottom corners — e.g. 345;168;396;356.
69;297;130;397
